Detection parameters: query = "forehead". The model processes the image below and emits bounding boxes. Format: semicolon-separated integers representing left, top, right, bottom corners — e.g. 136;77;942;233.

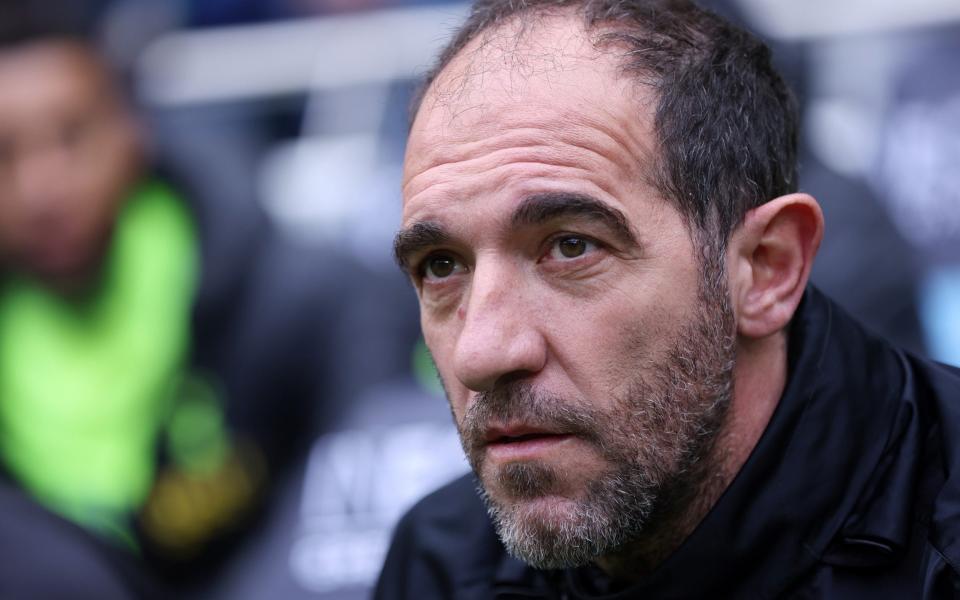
403;12;659;212
0;42;110;119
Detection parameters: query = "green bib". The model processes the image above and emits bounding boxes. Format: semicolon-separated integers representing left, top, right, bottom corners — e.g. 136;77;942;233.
0;181;197;542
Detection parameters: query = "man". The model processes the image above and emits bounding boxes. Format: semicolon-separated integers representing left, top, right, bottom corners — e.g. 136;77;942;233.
0;5;345;595
376;0;960;597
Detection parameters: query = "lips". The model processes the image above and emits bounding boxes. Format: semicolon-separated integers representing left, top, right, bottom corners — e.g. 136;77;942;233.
481;424;575;462
484;425;565;445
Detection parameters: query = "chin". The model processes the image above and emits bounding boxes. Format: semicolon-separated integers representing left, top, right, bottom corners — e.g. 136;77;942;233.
484;490;615;569
476;465;625;569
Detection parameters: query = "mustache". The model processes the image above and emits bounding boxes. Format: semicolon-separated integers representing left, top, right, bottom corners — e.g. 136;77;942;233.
460;382;604;455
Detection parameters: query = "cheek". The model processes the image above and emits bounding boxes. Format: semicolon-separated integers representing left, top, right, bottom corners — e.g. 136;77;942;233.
80;148;133;211
548;275;699;396
421;313;468;415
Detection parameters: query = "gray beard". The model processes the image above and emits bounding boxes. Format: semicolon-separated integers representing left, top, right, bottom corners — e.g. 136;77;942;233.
456;268;736;570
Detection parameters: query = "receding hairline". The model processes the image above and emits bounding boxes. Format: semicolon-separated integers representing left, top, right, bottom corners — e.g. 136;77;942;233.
407;8;675;212
408;0;800;250
407;8;666;196
412;6;662;127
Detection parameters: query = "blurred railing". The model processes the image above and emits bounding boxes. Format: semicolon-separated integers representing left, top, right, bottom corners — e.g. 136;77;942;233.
136;3;469;107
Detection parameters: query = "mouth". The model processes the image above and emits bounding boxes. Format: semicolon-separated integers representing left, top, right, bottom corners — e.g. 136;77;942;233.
485;424;565;443
483;425;575;461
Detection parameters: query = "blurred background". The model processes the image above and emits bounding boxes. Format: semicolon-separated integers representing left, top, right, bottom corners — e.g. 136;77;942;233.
0;0;956;598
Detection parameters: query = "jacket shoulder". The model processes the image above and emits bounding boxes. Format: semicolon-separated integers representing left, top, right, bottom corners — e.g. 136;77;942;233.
0;480;144;599
375;473;507;600
912;355;960;580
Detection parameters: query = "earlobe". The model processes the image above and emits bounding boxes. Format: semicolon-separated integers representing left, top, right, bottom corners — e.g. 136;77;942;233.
731;193;824;339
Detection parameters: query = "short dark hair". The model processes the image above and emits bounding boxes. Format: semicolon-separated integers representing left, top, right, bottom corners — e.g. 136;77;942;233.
413;0;798;245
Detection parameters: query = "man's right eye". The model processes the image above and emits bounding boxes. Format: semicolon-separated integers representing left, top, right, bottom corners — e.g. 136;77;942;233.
420;254;462;281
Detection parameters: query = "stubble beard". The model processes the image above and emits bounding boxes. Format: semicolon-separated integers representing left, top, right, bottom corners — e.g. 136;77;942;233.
455;262;737;570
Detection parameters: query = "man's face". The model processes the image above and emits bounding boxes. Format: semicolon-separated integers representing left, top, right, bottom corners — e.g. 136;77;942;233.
0;41;141;290
399;15;736;568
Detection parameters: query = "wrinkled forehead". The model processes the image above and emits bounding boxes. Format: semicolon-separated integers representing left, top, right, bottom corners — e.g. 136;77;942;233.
405;11;655;183
429;11;611;107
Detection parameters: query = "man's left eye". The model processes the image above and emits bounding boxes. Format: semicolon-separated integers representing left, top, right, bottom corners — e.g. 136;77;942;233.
548;236;596;260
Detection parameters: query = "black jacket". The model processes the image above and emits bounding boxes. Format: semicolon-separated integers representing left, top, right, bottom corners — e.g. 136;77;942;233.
375;288;960;599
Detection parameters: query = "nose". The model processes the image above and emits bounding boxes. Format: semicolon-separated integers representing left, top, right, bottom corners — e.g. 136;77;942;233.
452;261;547;392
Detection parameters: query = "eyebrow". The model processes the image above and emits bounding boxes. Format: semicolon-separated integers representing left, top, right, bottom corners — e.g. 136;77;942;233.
512;192;639;248
394;221;449;272
393;192;639;273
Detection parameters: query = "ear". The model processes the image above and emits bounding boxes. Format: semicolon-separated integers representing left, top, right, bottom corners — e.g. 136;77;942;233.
728;193;824;339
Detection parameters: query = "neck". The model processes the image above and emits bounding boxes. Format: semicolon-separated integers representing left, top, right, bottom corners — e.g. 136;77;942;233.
596;329;788;581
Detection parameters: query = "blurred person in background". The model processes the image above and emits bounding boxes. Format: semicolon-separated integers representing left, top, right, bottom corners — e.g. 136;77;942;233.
0;1;348;596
